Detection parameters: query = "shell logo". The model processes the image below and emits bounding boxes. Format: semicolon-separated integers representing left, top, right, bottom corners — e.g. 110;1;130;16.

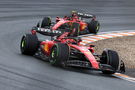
44;43;49;52
80;24;87;30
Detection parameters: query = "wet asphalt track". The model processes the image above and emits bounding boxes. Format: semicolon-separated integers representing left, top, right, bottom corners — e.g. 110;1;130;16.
0;0;135;90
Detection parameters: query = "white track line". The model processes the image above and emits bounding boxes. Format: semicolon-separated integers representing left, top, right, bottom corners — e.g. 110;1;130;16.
113;73;135;83
80;30;135;45
80;30;135;37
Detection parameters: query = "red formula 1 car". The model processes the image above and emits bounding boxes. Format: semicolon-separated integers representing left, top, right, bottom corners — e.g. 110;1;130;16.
20;23;125;74
36;11;100;35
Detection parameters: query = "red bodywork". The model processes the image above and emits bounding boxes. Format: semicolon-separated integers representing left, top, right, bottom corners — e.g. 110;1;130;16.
69;44;99;69
32;30;99;69
52;16;91;31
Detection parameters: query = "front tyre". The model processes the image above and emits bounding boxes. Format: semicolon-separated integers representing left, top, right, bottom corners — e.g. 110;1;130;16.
20;34;38;55
100;50;120;74
88;20;100;34
49;43;70;67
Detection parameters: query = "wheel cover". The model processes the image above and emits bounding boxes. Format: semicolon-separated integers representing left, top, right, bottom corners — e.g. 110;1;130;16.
51;50;55;58
96;24;100;31
21;40;25;48
96;23;100;32
50;47;57;64
20;37;26;53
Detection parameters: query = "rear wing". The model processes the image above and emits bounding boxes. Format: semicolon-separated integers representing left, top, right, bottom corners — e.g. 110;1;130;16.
77;12;95;19
31;27;62;36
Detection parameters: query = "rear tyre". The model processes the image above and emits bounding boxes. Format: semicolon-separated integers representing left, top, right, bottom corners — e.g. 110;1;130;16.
70;23;80;36
49;43;69;67
41;17;51;28
88;20;100;34
20;34;38;55
100;50;120;74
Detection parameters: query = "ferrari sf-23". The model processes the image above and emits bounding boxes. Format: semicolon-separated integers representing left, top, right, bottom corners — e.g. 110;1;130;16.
36;11;100;35
20;22;125;74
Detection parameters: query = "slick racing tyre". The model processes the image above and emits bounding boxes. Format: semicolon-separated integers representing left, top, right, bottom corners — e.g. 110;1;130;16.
41;17;51;28
88;20;100;34
70;23;80;36
100;50;120;74
20;34;38;55
49;43;70;67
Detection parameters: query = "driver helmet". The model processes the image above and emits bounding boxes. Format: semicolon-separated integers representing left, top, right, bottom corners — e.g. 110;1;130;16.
71;11;78;17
